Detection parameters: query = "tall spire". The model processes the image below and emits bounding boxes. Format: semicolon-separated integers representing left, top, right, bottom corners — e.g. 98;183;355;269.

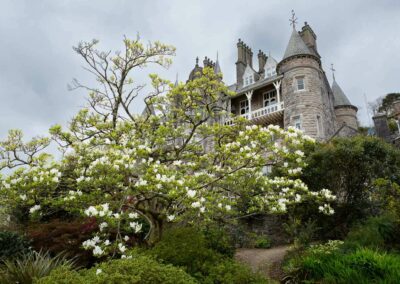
174;73;179;87
214;51;221;74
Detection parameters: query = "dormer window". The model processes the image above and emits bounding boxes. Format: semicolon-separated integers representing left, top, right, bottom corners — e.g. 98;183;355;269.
242;65;256;87
264;55;278;78
244;75;253;86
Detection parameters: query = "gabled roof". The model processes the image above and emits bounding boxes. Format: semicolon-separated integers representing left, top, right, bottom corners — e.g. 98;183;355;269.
282;28;313;60
332;80;352;106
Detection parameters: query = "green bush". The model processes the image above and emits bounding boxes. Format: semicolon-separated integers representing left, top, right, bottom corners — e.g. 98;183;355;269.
151;226;221;278
284;245;400;283
0;231;31;260
151;226;269;283
203;226;235;257
0;250;75;284
254;236;271;249
36;256;197;284
205;259;268;284
345;214;399;250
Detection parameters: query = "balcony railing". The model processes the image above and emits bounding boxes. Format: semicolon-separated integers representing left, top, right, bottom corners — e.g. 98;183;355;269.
224;102;284;126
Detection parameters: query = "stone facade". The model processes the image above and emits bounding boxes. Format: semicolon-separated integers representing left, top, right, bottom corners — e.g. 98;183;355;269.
335;106;358;130
187;22;358;141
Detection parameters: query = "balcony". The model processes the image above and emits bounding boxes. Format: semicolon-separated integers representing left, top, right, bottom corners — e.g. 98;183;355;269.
224;102;284;126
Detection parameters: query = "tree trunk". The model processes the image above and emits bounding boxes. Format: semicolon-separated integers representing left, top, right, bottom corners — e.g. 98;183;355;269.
146;215;163;246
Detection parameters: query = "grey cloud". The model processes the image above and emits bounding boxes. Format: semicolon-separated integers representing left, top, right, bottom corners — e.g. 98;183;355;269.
1;0;399;140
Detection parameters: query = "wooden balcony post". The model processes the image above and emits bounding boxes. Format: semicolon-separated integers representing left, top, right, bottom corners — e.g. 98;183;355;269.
273;80;282;105
245;90;253;119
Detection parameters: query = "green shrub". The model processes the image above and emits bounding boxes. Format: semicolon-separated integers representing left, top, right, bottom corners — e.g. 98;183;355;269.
0;231;31;260
203;226;235;257
284;245;400;283
255;236;271;249
205;259;269;284
0;250;75;284
36;256;197;284
345;214;399;250
151;226;269;283
151;226;220;278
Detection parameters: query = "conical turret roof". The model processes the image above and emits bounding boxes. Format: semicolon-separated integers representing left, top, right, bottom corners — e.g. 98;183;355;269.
332;80;352;106
282;28;313;60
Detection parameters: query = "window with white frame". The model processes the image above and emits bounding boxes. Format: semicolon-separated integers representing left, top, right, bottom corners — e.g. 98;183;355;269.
317;115;323;136
244;75;253;86
240;99;249;115
296;77;305;91
263;90;277;107
293;115;302;130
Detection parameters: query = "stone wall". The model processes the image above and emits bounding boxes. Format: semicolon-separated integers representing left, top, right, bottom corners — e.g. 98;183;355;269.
278;55;336;140
335;106;358;130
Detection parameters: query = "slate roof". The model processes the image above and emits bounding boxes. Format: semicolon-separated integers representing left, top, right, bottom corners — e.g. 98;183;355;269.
332;80;352;106
282;28;313;60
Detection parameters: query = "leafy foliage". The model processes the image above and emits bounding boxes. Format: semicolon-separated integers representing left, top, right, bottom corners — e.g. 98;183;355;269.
284;246;400;284
26;219;98;267
36;256;197;284
254;236;272;249
0;250;75;284
300;136;400;238
0;231;31;260
345;214;399;251
150;226;268;283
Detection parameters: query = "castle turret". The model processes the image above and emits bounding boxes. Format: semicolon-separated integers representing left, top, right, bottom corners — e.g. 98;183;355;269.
277;17;336;140
188;57;203;82
331;78;358;130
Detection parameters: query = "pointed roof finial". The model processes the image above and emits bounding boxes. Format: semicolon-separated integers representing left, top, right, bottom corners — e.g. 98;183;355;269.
195;57;199;66
289;9;298;29
330;63;336;81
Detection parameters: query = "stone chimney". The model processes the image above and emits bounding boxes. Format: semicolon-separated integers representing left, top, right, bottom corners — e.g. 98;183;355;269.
236;39;246;87
243;44;253;68
373;113;391;142
300;22;318;55
257;50;267;74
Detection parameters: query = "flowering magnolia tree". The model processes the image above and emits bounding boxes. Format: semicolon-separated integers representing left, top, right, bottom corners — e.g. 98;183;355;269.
0;37;335;258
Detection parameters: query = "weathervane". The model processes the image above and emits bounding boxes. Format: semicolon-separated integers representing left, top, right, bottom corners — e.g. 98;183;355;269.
330;63;336;81
289;10;298;29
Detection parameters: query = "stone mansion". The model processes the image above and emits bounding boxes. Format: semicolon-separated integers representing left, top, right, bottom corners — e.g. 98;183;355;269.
187;20;359;141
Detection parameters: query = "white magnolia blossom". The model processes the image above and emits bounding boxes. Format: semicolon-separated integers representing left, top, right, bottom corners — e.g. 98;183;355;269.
29;204;41;214
129;221;142;233
93;246;104;256
96;269;102;275
319;204;335;215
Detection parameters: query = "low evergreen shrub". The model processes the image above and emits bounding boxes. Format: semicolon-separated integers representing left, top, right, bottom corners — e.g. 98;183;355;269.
345;214;399;250
284;243;400;283
151;226;269;283
254;236;271;249
0;231;31;260
35;256;197;284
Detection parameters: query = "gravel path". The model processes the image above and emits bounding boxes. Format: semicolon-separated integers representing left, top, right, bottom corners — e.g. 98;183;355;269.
235;246;290;281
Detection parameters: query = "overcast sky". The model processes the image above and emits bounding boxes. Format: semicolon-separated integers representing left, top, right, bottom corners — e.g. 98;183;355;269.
1;0;400;139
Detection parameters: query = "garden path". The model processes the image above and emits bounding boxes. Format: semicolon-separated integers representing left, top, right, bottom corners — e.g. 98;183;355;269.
235;245;290;281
